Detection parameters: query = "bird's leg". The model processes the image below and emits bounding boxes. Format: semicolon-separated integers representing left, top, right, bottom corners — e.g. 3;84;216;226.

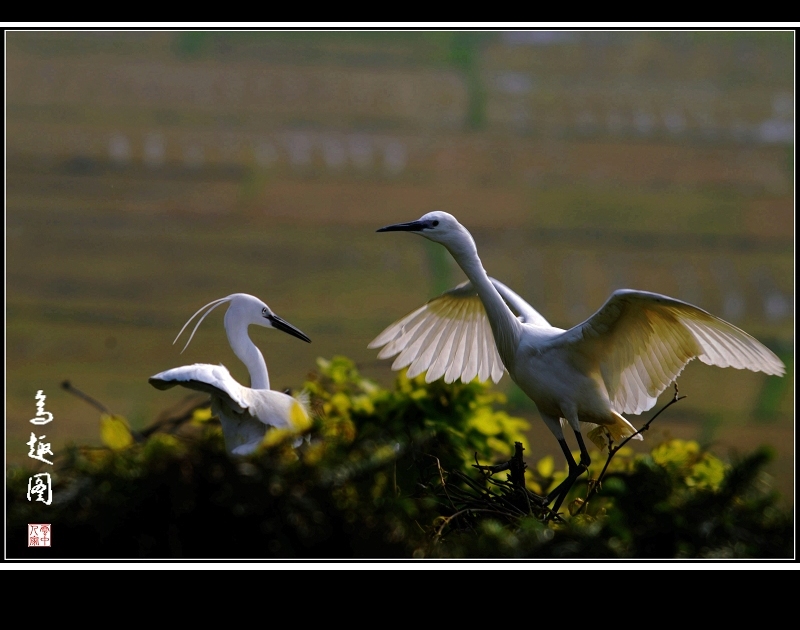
545;440;579;511
574;430;591;469
545;434;590;514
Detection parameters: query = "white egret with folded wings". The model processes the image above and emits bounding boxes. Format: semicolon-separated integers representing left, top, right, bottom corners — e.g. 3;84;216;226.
150;293;312;455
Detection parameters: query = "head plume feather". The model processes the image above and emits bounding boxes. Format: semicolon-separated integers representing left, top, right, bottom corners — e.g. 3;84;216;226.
173;296;233;354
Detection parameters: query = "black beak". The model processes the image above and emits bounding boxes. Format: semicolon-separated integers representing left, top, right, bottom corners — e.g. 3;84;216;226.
376;220;427;233
267;314;311;343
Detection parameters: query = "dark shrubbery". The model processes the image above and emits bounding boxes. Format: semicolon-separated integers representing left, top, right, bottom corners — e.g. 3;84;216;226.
7;357;793;559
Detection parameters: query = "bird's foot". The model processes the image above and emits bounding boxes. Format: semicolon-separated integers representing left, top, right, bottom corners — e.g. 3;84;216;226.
586;476;601;495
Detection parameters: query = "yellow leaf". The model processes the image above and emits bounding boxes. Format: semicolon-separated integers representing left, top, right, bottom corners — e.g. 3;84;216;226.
289;400;312;433
652;439;700;469
536;455;554;478
260;400;311;450
330;392;351;414
190;407;214;424
486;436;512;457
469;408;501;434
100;414;134;450
526;479;544;495
261;428;295;448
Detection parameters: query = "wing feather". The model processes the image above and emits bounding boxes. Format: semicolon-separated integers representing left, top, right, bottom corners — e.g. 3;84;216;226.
368;304;428;349
149;364;249;412
370;278;532;384
474;315;487;383
425;325;458;382
445;307;471;384
407;316;450;378
390;315;440;370
427;298;468;382
563;290;784;415
705;322;764;368
648;335;675;387
150;365;307;456
377;307;435;359
489;321;505;383
461;311;479;383
685;322;726;363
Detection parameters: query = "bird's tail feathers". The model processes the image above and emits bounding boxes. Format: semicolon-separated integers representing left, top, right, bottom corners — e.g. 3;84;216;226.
584;411;643;452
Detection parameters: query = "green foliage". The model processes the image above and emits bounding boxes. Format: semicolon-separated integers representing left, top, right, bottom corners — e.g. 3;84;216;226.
7;357;793;559
305;356;529;472
432;442;792;559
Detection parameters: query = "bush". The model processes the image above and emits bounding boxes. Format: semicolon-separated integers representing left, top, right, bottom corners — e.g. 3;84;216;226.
7;357;793;559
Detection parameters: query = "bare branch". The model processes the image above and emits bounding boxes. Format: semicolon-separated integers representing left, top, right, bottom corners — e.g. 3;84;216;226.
580;382;687;512
61;380;111;414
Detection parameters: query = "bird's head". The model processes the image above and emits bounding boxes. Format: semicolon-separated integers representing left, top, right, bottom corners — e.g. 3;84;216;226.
377;211;472;252
226;294;311;343
174;293;310;354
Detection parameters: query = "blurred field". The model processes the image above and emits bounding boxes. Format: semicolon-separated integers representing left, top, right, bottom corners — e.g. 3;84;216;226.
6;31;794;504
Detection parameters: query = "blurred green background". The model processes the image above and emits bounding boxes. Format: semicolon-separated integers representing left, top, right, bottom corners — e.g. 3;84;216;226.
6;31;793;502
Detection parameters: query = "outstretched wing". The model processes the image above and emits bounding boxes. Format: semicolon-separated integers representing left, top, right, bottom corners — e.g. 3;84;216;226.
149;364;249;413
149;365;312;456
369;278;548;384
561;289;785;415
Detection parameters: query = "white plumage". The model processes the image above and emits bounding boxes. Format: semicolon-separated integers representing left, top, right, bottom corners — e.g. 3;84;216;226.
369;278;549;385
371;212;785;510
149;293;312;456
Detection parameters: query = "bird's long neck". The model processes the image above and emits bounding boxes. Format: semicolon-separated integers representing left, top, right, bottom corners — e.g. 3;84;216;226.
444;229;522;365
225;315;270;390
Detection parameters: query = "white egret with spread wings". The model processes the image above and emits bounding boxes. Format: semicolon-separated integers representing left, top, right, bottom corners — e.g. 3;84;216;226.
370;212;785;512
150;293;311;455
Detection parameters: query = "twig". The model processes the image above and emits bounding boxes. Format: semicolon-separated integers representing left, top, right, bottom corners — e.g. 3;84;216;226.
429;442;563;535
449;469;527;516
509;442;528;489
463;475;531;518
474;460;511;474
580;382;686;512
453;467;495;500
426;454;457;511
434;508;516;538
61;380;210;444
140;397;211;438
60;380;142;444
472;443;527;486
61;380;111;414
